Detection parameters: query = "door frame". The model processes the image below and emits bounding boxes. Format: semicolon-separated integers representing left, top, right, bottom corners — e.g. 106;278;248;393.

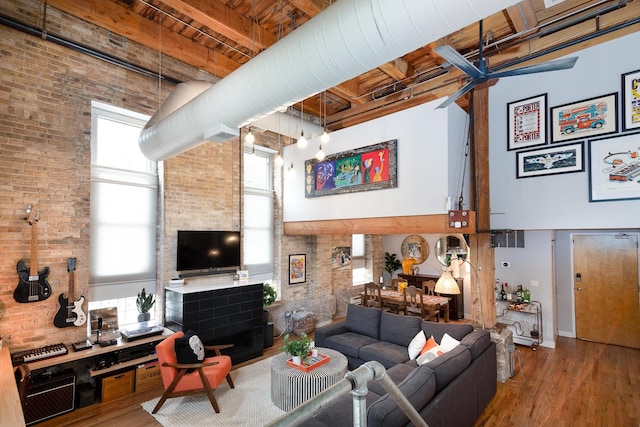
568;231;640;339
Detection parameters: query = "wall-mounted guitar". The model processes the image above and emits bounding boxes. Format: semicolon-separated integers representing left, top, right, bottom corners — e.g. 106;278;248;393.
14;206;52;303
54;257;87;327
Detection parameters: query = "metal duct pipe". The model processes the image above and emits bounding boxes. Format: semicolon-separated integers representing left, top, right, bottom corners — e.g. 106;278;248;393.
139;0;519;160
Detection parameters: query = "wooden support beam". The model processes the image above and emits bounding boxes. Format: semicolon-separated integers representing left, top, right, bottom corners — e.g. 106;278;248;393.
506;0;538;33
469;84;496;329
283;213;476;236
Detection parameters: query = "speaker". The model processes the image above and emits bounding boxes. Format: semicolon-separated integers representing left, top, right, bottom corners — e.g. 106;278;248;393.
24;373;75;425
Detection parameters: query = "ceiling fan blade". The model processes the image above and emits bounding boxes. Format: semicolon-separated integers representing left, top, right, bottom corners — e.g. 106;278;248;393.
436;81;476;109
488;56;578;79
434;45;483;79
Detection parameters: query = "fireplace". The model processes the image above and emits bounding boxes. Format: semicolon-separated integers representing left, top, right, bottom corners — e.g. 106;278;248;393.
165;283;264;364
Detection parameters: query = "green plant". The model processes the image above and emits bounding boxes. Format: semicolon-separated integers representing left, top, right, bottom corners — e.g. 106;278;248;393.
281;333;312;361
263;282;277;307
136;288;155;314
384;252;402;275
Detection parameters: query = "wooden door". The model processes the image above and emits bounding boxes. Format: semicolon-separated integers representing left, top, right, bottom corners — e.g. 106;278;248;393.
573;234;640;349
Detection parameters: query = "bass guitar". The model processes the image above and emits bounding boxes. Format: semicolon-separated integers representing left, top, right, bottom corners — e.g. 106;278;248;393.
54;257;87;327
14;206;52;303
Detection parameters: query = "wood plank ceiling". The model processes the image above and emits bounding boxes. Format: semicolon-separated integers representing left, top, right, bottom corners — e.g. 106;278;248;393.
44;0;640;133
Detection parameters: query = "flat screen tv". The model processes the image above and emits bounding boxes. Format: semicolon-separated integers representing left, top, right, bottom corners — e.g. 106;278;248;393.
177;230;241;273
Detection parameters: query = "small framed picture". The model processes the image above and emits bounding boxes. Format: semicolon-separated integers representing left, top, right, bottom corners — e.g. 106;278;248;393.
516;142;584;179
289;254;306;284
550;93;618;144
507;93;548;151
588;132;640;202
621;69;640;131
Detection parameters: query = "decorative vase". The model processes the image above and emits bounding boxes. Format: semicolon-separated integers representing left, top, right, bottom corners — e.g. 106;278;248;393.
292;355;302;365
402;257;415;275
137;312;150;323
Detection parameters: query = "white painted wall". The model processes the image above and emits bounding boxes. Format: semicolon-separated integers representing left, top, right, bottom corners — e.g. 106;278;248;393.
283;99;469;221
489;31;640;230
494;231;556;348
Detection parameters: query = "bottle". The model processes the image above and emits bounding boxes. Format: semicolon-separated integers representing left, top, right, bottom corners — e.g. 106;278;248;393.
524;287;531;303
516;285;524;303
500;284;507;301
505;283;512;301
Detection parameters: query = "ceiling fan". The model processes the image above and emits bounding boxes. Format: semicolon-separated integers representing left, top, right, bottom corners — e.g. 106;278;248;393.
435;20;578;109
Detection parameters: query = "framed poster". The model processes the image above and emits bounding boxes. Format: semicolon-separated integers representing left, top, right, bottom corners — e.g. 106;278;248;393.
550;93;618;143
331;247;351;270
621;69;640;131
516;142;584;179
304;139;397;198
289;254;306;284
588;132;640;202
507;93;547;150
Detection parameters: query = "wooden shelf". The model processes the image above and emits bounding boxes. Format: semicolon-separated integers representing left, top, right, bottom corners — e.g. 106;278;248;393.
26;328;171;372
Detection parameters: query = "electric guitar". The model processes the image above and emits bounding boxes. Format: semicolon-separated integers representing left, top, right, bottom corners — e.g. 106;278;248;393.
14;206;52;303
53;257;87;327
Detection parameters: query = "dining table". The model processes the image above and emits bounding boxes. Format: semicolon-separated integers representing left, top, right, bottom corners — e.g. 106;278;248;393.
361;289;451;322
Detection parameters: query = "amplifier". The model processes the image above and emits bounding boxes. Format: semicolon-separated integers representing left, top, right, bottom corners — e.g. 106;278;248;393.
115;341;157;363
24;373;75;425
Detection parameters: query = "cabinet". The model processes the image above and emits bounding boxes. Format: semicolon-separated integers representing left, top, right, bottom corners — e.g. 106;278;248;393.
398;273;464;320
496;300;542;349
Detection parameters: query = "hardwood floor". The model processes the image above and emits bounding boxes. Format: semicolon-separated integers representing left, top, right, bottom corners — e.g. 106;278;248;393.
38;334;640;427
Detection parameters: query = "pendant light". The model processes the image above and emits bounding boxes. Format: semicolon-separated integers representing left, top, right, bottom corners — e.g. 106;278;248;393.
245;126;255;145
297;101;308;149
320;91;330;145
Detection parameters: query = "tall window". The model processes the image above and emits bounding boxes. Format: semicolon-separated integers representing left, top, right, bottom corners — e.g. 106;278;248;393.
243;147;274;282
89;101;157;326
352;234;366;285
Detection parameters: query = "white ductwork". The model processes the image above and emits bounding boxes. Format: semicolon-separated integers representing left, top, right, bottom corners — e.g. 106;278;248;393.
139;0;519;160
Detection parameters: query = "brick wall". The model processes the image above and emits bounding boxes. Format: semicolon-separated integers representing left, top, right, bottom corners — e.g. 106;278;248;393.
0;0;374;352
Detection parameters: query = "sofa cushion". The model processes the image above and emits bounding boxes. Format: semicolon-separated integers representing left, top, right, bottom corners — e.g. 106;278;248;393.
440;333;461;352
407;330;426;360
360;342;410;369
325;332;379;359
379;312;421;347
425;345;472;392
421;321;474;343
417;345;446;364
345;304;381;339
367;363;415;396
367;364;437;427
460;329;492;359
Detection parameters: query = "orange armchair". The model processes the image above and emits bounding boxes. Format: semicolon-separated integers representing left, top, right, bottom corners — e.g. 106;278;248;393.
152;331;235;414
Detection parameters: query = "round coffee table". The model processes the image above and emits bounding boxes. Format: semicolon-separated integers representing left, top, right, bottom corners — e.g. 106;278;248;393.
271;347;348;411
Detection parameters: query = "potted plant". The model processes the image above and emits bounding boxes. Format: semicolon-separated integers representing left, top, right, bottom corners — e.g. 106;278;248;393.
281;332;312;365
263;281;277;323
136;288;155;323
384;252;402;282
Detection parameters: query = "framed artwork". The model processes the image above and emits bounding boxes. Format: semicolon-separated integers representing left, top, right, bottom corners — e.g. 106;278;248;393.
550;93;618;143
304;139;397;198
331;247;351;270
588;132;640;202
289;254;306;284
516;142;584;179
507;93;548;150
621;69;640;131
400;235;429;264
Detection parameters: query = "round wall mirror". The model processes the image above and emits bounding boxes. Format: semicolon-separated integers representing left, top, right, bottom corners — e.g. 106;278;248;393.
400;235;429;264
435;235;468;266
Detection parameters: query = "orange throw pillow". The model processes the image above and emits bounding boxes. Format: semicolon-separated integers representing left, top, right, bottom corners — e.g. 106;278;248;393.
420;336;438;356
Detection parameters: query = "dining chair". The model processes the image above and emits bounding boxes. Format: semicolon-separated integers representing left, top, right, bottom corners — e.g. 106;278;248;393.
363;282;399;313
422;280;440;322
403;285;428;320
153;331;235;414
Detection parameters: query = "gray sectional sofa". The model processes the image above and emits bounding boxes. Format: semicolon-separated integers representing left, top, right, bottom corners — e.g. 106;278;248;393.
310;303;496;427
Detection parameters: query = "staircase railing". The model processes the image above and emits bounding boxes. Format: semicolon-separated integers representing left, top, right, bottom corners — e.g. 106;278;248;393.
267;360;428;427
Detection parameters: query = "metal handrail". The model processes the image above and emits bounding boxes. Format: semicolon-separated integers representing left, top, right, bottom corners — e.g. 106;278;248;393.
267;361;428;427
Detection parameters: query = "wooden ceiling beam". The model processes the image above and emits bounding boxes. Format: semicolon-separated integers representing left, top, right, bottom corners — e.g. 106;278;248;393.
47;0;241;77
159;0;277;52
378;58;414;82
506;0;538;32
286;0;331;17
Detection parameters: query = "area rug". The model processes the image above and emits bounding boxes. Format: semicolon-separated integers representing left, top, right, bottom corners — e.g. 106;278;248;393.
141;356;286;426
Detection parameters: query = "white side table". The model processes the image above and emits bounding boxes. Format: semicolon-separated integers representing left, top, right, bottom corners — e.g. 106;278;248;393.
271;347;348;411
